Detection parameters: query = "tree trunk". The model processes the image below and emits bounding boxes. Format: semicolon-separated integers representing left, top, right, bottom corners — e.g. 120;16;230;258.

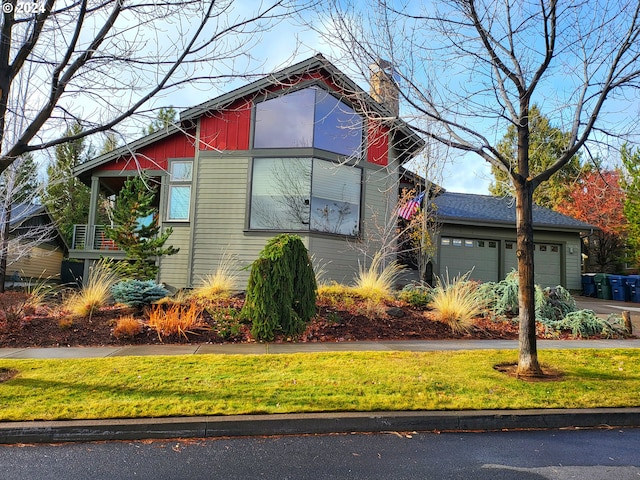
515;182;543;376
0;202;11;293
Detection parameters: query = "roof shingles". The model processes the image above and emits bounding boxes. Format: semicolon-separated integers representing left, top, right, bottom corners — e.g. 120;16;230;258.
433;192;593;231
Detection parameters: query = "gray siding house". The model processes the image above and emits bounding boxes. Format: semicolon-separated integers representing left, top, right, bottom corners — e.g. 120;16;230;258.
69;55;424;289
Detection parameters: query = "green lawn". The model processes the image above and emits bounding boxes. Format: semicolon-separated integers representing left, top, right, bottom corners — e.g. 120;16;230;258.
1;349;639;421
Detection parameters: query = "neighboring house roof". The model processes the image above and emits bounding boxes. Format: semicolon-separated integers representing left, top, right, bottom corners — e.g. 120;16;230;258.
433;192;594;232
7;203;46;226
75;54;425;181
2;203;68;251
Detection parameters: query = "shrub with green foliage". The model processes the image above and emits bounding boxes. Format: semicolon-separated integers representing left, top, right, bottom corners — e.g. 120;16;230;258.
241;234;317;341
535;285;577;324
111;280;169;308
543;310;626;338
398;283;433;308
492;270;520;316
478;272;626;337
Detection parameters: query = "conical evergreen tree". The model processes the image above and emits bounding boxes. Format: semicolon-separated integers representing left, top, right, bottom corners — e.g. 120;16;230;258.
242;234;317;341
105;175;178;280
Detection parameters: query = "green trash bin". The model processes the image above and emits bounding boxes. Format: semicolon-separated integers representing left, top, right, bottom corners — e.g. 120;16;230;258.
594;273;611;300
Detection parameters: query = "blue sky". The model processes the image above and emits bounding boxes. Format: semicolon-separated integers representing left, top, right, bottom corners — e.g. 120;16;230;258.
106;0;640;196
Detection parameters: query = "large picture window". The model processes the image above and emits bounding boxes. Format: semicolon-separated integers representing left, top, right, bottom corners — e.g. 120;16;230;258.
250;158;361;236
167;160;192;221
253;87;363;157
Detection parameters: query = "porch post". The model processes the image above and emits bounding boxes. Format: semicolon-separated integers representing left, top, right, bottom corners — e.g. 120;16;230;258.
86;176;100;250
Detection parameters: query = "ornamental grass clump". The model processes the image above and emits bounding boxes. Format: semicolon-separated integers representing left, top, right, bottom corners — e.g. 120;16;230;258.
241;234;317;341
147;302;204;340
193;252;239;299
112;315;144;340
24;278;56;315
430;270;482;333
352;252;405;303
64;259;120;318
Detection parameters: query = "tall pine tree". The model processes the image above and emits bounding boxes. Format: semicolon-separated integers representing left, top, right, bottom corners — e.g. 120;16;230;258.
144;107;177;135
490;105;588;210
43;123;92;246
621;144;640;270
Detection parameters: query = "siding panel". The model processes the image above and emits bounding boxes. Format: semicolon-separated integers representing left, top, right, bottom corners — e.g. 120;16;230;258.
190;156;272;288
199;100;251;151
8;245;63;281
158;225;191;289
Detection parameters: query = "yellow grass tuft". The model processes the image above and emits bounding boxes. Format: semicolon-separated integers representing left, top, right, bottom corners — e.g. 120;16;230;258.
113;315;144;339
192;253;239;299
64;260;120;318
24;275;55;315
147;302;205;340
431;270;482;333
352;252;405;303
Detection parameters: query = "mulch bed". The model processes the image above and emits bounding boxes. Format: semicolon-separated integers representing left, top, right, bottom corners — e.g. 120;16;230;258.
0;291;524;348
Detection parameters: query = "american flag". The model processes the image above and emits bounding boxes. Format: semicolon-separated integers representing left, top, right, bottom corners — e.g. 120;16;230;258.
397;191;425;220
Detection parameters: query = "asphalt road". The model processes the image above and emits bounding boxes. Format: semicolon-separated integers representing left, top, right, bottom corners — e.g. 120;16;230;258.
1;428;638;480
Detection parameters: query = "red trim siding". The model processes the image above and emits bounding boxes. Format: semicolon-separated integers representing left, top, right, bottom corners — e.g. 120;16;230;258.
199;99;251;151
100;131;196;172
367;121;389;166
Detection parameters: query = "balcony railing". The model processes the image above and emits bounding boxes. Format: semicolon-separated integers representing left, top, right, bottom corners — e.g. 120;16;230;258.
72;225;121;251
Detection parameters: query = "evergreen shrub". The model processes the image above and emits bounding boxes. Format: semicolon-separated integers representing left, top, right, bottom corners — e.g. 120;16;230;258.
241;234;317;341
480;272;626;337
398;283;433;308
111;280;169;308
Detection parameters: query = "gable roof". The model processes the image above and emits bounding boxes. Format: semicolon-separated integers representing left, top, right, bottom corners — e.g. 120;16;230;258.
75;54;424;180
433;192;594;232
1;203;68;251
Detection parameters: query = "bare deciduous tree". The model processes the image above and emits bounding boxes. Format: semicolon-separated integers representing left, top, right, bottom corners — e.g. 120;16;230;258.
0;156;55;292
317;0;640;376
0;0;306;173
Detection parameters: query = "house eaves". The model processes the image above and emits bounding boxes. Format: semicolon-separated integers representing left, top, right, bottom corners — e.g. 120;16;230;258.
433;192;595;233
73;125;182;183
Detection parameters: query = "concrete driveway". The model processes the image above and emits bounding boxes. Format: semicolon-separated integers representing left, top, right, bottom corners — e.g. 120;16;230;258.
574;295;640;334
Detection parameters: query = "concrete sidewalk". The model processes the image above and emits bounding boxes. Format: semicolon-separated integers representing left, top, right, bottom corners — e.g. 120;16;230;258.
1;338;639;359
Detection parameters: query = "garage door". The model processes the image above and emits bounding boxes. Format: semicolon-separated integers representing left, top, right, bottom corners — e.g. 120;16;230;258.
439;237;499;283
504;241;562;287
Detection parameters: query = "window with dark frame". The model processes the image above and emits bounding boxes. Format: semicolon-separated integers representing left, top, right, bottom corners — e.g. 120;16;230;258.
249;86;365;236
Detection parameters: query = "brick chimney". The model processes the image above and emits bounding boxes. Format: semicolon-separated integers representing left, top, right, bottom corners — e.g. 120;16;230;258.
369;59;399;116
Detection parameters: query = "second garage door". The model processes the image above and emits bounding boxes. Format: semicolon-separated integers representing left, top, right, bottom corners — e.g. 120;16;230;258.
504;241;562;287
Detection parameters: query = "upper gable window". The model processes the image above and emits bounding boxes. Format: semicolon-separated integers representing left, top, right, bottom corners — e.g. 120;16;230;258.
253;87;363;156
167;160;192;221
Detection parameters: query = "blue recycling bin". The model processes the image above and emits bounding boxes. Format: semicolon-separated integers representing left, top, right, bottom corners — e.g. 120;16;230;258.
609;275;629;301
581;274;596;297
627;275;640;303
594;273;611;300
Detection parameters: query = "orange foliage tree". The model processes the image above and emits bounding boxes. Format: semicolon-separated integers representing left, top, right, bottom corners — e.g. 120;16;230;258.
556;170;627;272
